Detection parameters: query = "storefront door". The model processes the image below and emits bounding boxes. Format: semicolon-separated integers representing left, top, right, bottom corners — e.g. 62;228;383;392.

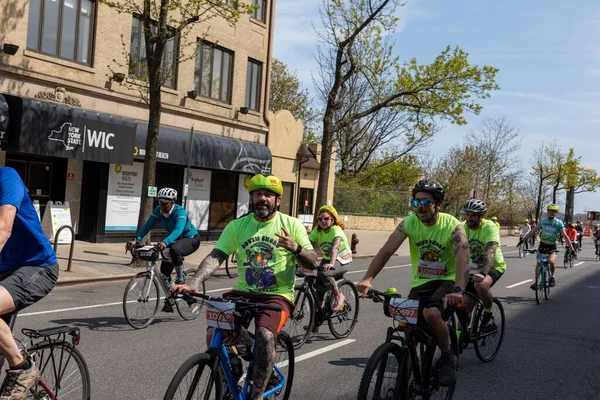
209;171;238;230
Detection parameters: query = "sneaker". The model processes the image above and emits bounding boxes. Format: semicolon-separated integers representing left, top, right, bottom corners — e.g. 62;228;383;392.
162;298;175;313
480;312;496;334
332;292;345;312
549;277;556;287
0;361;40;400
438;353;457;387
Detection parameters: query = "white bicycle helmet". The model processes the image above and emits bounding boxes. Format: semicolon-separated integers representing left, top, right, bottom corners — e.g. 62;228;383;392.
462;199;487;213
157;187;178;201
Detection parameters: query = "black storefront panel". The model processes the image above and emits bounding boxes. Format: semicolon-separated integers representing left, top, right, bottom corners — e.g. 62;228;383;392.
3;94;136;165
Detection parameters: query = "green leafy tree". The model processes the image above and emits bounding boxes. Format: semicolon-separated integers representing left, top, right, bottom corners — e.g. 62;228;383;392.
312;0;499;220
100;0;252;250
562;149;600;223
269;58;319;142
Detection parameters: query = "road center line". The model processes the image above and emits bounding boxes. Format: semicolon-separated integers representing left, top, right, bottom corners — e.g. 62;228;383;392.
506;279;533;289
574;262;584;266
295;339;356;363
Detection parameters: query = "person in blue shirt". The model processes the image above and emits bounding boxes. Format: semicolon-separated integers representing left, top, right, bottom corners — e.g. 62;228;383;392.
0;167;59;398
128;187;200;312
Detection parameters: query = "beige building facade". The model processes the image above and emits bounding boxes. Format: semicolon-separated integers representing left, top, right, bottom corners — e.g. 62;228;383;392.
0;0;280;241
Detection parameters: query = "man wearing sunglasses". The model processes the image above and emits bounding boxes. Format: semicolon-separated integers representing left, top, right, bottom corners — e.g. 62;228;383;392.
172;174;317;400
461;199;505;333
128;187;200;311
358;179;469;387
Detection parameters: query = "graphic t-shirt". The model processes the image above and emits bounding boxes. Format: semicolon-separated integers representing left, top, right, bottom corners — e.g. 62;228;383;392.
463;219;506;274
309;225;352;264
215;212;313;303
404;213;460;288
0;167;57;271
538;217;564;244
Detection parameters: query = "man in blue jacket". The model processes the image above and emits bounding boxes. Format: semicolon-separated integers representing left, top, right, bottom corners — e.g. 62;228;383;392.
129;187;200;311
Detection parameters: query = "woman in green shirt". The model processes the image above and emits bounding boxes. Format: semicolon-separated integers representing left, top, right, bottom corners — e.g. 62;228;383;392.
309;205;353;311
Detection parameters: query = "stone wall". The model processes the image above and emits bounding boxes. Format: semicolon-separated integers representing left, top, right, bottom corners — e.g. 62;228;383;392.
339;214;402;231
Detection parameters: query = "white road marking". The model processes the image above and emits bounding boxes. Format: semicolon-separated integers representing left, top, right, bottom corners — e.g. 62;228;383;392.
574;262;584;266
294;339;356;363
506;279;533;289
584;286;600;289
348;264;411;274
503;250;519;254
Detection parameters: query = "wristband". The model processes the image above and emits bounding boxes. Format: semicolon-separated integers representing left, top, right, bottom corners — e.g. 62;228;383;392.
292;244;303;255
453;286;464;293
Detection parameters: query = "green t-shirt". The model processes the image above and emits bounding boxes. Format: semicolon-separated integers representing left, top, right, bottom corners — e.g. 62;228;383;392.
404;213;460;288
463;219;506;274
215;212;313;303
308;225;352;264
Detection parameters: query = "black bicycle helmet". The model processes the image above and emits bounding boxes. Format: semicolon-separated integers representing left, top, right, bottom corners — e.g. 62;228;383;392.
462;199;488;213
412;179;445;202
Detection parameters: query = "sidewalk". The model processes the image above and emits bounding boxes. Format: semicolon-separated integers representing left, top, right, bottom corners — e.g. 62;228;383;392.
53;228;522;286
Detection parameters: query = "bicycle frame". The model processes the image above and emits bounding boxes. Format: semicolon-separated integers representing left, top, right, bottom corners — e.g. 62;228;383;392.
209;329;286;399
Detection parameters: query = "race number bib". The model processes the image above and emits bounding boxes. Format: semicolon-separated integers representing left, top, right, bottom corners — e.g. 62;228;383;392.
417;260;446;279
205;301;237;330
468;262;480;276
388;298;419;325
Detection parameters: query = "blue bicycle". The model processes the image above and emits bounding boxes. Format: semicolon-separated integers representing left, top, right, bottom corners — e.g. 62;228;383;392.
533;250;555;305
163;291;294;400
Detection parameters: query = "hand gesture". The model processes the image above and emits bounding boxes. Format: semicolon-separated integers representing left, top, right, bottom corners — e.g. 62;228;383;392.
275;228;298;253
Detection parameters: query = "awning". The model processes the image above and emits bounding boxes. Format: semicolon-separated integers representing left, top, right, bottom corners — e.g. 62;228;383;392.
296;143;320;170
135;123;272;174
0;95;8;144
2;94;137;165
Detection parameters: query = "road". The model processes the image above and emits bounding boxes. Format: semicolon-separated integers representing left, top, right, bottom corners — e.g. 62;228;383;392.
12;241;600;399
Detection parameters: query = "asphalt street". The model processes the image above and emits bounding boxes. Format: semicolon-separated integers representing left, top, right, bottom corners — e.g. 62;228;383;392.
11;240;600;400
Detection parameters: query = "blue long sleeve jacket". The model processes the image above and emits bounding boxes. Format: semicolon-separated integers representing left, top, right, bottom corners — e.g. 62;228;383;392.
136;204;198;246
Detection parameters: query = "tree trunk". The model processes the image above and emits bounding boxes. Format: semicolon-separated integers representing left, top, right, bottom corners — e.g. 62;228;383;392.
552;183;559;204
535;167;543;221
564;186;575;224
315;114;334;222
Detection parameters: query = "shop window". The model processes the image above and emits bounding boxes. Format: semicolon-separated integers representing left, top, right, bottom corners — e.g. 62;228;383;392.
209;171;237;230
280;182;294;215
298;188;313;215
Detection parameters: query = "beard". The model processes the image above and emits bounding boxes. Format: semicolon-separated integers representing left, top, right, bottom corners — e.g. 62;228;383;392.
254;200;276;219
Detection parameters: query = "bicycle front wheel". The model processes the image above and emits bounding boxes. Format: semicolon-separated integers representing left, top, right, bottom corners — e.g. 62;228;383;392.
535;270;543;305
123;273;160;329
357;342;405;400
176;270;205;320
543;266;550;300
328;279;359;339
27;340;91;400
518;244;523;259
163;352;221;400
473;298;505;362
265;331;295;400
284;287;314;349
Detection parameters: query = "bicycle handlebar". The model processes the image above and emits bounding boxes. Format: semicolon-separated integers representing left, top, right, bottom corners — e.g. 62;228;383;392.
366;289;446;309
182;290;283;312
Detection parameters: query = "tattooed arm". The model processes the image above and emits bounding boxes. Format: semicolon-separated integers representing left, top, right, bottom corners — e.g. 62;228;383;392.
329;236;342;263
186;249;228;291
452;224;470;289
481;242;498;274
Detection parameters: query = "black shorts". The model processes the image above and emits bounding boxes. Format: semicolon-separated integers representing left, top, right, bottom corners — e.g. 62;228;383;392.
0;264;59;311
538;243;558;254
408;280;454;302
465;268;503;293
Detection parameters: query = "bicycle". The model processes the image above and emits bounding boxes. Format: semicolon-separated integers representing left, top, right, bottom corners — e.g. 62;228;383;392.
0;313;91;399
455;289;505;363
518;235;529;258
122;244;206;329
163;291;294;400
225;253;238;278
357;289;458;400
284;267;359;349
527;249;556;305
563;243;576;269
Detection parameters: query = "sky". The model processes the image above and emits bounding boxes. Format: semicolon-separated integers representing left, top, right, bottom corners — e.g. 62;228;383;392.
272;0;600;214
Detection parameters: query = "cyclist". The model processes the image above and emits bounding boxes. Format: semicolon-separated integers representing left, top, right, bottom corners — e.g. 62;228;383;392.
308;205;352;312
128;187;200;312
575;221;584;249
461;199;505;333
520;219;531;251
594;223;600;256
172;174;317;400
524;204;575;289
0;167;59;399
357;179;469;387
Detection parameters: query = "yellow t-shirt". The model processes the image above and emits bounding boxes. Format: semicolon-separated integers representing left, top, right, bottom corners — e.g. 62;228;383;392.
215;212;313;303
308;225;352;264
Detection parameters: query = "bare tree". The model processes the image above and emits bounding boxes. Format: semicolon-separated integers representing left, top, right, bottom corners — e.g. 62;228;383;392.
312;0;499;218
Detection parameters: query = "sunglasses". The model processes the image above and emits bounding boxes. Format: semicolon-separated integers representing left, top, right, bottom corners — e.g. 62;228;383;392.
158;200;171;205
411;198;434;208
317;217;331;222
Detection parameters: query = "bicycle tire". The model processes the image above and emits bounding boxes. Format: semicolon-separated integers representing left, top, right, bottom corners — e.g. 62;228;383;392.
123;273;160;329
163;352;221;400
225;255;238;279
535;269;542;305
473;298;505;362
357;341;405;400
518;245;523;259
285;287;314;349
267;331;295;400
175;270;205;321
27;339;91;400
328;280;359;339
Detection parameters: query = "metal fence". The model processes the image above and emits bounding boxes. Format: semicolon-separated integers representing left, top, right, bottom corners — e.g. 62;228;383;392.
334;186;412;217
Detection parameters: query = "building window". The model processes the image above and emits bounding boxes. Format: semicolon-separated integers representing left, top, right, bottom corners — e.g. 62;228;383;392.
245;59;262;112
251;0;266;22
129;16;178;89
195;42;233;103
222;0;238;9
26;0;95;65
